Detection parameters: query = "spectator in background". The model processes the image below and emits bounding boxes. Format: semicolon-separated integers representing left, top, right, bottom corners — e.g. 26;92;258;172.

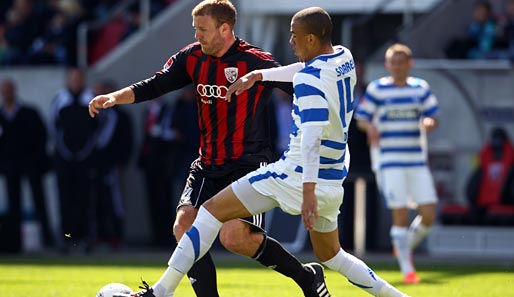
496;0;514;60
91;79;133;250
0;0;40;64
445;0;498;59
465;127;514;224
170;85;200;184
0;78;52;253
50;68;98;253
137;96;179;248
29;11;71;65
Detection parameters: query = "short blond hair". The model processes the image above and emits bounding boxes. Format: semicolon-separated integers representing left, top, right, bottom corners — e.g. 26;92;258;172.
385;43;412;60
192;0;236;29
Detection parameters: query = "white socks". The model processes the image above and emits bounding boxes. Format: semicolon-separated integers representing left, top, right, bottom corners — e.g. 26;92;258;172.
152;206;223;297
407;215;430;249
322;248;407;297
389;216;431;278
390;226;414;275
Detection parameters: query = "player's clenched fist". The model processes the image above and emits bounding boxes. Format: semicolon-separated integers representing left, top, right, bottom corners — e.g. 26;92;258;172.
88;94;116;118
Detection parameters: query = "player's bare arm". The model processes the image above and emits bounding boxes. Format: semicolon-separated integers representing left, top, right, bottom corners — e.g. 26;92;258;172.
88;87;135;118
302;182;318;231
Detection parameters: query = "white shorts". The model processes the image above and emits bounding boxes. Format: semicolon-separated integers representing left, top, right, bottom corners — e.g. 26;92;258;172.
232;158;344;233
377;166;438;209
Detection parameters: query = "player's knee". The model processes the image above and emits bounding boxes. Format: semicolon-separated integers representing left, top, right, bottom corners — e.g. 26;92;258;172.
219;230;244;252
172;221;186;241
173;207;197;241
421;213;436;227
219;224;252;252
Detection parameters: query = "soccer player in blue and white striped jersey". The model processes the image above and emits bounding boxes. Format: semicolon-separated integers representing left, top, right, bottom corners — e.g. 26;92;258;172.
123;8;409;297
355;43;439;284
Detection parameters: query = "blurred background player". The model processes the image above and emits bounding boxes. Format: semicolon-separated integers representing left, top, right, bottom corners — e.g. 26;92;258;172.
355;43;439;284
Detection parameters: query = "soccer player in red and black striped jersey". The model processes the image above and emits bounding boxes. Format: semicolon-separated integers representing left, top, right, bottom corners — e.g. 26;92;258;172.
88;1;329;297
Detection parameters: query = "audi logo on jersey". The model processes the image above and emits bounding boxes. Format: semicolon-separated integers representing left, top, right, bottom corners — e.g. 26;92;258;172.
197;84;228;103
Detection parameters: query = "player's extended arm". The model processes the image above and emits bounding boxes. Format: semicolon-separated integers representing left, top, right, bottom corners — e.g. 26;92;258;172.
88;87;135;118
225;62;304;101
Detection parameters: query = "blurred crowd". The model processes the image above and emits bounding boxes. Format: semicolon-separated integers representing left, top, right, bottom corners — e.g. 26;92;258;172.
446;0;514;60
0;0;176;66
0;69;298;254
3;0;514;66
0;68;199;253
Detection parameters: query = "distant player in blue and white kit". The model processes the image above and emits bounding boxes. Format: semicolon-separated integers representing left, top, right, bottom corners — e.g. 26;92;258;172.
355;43;439;284
121;8;409;297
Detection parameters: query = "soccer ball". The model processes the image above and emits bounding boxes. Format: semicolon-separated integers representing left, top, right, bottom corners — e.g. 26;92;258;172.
96;282;132;297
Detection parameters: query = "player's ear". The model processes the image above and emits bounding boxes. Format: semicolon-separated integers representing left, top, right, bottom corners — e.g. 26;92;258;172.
309;34;315;45
220;23;230;34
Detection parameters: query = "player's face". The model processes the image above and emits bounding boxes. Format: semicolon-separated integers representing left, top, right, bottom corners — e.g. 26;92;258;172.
385;52;412;81
193;15;225;57
289;19;313;62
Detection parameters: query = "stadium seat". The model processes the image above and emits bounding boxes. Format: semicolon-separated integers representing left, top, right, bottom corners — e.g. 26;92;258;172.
440;204;471;225
485;204;514;225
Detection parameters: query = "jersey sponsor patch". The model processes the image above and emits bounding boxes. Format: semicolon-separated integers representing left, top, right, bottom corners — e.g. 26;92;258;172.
224;67;238;83
196;84;228;101
385;109;419;120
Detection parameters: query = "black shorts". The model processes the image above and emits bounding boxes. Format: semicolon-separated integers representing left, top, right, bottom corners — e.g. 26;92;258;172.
178;158;267;232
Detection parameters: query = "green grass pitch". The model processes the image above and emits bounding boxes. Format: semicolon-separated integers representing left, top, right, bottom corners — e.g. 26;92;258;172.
1;253;513;296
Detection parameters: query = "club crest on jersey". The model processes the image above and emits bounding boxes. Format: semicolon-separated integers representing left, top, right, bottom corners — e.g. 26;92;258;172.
224;67;238;83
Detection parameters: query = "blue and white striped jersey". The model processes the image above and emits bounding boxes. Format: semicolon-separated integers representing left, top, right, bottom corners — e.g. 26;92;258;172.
283;45;356;184
354;76;439;169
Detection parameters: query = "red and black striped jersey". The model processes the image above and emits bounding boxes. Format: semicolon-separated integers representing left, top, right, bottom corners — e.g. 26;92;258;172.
131;38;292;166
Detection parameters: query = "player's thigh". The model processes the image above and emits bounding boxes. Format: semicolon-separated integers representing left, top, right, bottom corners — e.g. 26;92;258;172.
379;168;408;208
232;169;281;215
203;184;255;221
309;228;341;262
407;166;438;205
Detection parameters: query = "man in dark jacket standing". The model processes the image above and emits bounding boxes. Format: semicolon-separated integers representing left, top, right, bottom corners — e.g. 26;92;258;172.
0;78;52;253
